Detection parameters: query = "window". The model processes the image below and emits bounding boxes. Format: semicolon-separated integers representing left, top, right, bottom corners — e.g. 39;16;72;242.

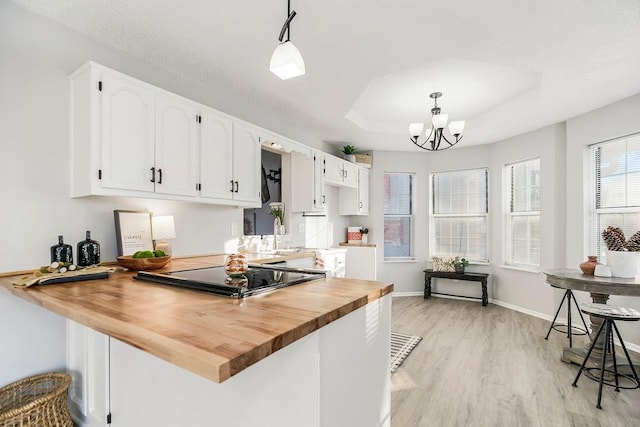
505;158;540;267
592;134;640;257
431;168;488;262
384;173;414;259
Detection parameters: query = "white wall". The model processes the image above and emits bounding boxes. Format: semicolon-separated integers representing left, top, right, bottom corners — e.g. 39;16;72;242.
365;127;565;306
566;93;640;346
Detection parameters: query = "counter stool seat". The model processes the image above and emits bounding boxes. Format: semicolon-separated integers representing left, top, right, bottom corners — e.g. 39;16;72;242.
545;288;589;347
572;303;640;409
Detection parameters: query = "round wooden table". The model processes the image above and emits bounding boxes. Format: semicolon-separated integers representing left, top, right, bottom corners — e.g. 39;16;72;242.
544;269;640;365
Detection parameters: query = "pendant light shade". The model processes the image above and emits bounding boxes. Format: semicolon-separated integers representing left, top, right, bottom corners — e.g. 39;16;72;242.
270;41;305;80
448;120;465;136
409;122;424;138
431;113;448;129
270;0;305;80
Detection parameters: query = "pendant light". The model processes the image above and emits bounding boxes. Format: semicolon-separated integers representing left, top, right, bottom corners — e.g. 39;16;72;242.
270;0;305;80
409;92;465;151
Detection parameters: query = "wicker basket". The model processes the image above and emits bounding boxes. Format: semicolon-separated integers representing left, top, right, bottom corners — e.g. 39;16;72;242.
0;373;72;426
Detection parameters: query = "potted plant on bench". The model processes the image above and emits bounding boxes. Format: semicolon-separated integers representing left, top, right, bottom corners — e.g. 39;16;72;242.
452;257;469;274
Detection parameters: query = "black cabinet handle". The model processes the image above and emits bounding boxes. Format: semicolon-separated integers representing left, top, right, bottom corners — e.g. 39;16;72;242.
230;180;234;192
158;168;163;184
150;167;155;183
359;201;363;208
234;181;239;193
322;195;325;204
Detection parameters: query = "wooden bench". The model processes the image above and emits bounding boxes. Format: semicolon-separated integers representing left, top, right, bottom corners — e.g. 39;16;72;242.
423;269;489;306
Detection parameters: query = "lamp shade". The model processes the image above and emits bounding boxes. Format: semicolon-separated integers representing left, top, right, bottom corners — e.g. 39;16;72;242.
152;215;176;240
270;41;305;80
409;122;424;138
448;120;465;136
432;113;448;129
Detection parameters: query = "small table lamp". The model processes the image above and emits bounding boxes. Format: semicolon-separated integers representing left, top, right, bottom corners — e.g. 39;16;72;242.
152;215;176;255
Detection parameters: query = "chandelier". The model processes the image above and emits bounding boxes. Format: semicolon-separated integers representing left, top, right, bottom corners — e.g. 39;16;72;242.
409;92;465;151
270;0;305;80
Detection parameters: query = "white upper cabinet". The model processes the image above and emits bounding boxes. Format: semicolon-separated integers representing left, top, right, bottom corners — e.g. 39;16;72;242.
323;154;358;189
232;122;261;205
289;150;325;213
99;72;155;193
358;167;370;214
342;161;359;188
313;151;326;211
70;62;260;207
154;93;199;197
324;154;345;185
199;108;234;200
339;166;369;216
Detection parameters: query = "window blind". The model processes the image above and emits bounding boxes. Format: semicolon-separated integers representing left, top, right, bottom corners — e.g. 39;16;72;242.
507;158;540;267
431;168;489;262
592;134;640;257
384;173;414;258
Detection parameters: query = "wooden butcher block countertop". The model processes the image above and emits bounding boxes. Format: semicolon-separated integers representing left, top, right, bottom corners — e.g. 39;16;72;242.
0;254;393;383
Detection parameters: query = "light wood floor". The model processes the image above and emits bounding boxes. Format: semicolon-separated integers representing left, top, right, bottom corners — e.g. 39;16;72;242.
390;296;640;427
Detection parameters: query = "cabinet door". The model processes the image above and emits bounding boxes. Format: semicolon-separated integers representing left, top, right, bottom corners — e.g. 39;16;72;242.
155;94;199;197
290;151;314;212
313;151;326;210
232;122;261;205
324;154;344;185
199;109;234;200
358;167;370;214
100;73;155;193
342;161;359;188
66;320;110;427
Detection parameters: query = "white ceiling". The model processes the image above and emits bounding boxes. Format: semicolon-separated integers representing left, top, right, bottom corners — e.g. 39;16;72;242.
12;0;640;152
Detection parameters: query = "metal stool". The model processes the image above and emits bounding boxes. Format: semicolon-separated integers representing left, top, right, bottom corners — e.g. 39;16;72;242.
572;303;640;409
545;288;589;347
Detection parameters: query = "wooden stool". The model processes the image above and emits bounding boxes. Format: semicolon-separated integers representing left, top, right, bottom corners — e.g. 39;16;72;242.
572;303;640;409
545;288;589;347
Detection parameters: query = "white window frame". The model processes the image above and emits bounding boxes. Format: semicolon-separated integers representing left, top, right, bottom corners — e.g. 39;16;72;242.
590;133;640;259
503;157;541;271
383;172;415;261
429;167;489;264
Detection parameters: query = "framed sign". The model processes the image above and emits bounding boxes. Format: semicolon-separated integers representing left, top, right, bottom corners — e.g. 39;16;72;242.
114;210;154;256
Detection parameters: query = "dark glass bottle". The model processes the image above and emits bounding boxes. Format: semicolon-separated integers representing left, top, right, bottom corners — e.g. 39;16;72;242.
77;231;100;266
50;235;73;263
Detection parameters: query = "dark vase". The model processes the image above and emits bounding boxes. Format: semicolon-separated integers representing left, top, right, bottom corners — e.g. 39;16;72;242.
77;231;101;266
579;255;599;275
455;265;465;274
50;235;73;263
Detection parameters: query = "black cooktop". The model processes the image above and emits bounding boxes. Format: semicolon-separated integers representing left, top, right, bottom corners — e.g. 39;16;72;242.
135;264;325;298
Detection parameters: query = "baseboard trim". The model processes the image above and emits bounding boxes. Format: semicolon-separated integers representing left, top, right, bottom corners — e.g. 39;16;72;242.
392;292;640;354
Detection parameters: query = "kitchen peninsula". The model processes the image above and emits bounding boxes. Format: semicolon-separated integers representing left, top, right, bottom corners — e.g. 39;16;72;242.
0;255;393;427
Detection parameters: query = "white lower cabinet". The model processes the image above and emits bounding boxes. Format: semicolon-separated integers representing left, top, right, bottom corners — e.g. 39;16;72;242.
66;320;110;427
67;295;391;427
315;249;347;278
345;246;377;280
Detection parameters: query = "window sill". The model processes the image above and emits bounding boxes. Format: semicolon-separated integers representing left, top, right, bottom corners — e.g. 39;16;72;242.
384;258;418;263
500;264;541;274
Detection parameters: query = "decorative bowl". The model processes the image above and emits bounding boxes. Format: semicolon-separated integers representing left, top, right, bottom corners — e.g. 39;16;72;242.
117;255;171;271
